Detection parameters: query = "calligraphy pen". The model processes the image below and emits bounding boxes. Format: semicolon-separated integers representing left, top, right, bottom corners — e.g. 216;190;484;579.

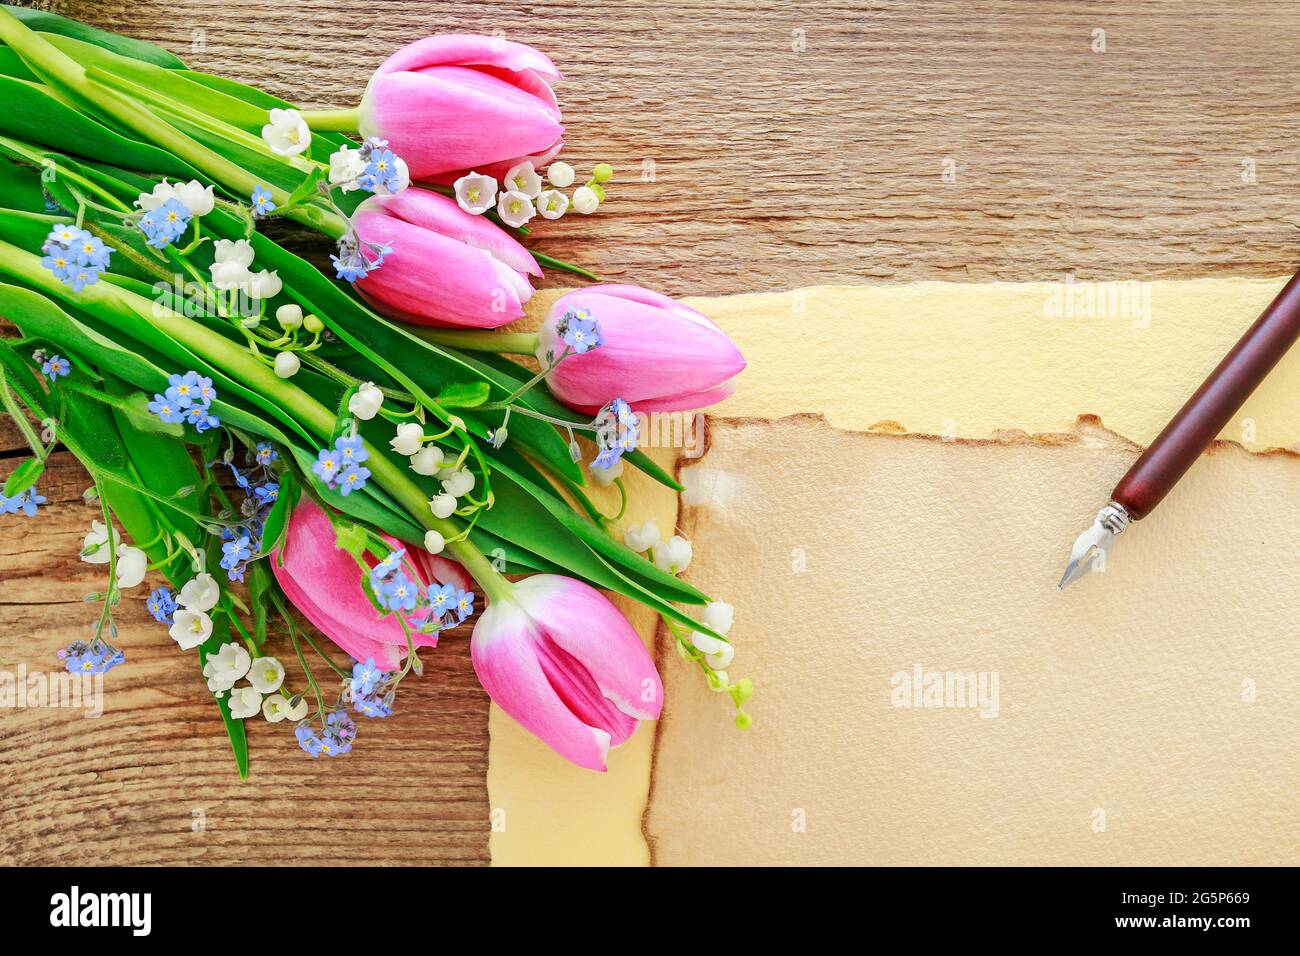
1058;271;1300;589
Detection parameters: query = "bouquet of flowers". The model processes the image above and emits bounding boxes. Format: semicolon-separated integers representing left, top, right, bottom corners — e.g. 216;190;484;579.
0;6;749;774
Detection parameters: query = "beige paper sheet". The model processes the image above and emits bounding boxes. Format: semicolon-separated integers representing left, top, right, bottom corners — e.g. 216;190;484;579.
650;417;1300;865
488;276;1300;866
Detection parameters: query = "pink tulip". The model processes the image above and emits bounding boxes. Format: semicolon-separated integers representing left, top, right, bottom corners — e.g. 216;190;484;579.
538;284;747;415
272;497;471;671
353;188;540;328
358;34;564;182
471;575;662;771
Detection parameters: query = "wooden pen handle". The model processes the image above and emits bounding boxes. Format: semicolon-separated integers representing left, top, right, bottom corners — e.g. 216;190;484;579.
1112;270;1300;520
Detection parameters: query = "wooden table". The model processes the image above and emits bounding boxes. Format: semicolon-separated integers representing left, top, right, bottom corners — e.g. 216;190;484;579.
3;0;1298;865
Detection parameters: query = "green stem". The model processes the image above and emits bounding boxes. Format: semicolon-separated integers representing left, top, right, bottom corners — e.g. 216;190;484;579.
0;236;514;603
409;328;540;356
0;10;348;240
299;107;361;132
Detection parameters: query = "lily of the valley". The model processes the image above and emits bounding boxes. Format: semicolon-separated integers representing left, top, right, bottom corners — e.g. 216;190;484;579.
248;656;286;694
654;535;693;574
170;609;213;650
135;179;215;217
453;172;497;215
203;642;251;692
228;685;263;719
263;692;309;722
390;422;424;456
262;107;312;157
348;382;384;420
470;574;663;771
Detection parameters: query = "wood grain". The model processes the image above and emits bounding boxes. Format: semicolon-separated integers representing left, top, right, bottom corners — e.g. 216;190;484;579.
4;0;1300;865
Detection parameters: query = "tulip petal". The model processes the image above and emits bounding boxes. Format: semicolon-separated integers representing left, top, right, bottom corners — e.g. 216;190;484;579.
271;498;438;671
373;34;564;85
516;575;663;723
363;71;563;180
471;600;613;771
370;189;540;278
353;207;530;328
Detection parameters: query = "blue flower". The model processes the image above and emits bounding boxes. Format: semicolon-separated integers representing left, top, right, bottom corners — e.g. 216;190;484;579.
1;487;46;517
317;732;353;757
591;397;640;469
364;149;402;193
559;310;603;354
254;442;277;466
220;535;253;572
253;482;279;507
139;199;192;248
379;571;420;612
334;433;368;465
60;640;124;675
41;224;112;290
371;548;405;582
41;354;71;381
426;582;457;618
330;250;370;282
324;708;357;741
453;587;476;623
148;394;184;424
185;403;220;432
351;658;384;697
337;463;370;496
312;448;342;486
166;370;203;408
147;587;176;624
296;724;324;758
251;185;276;217
353;694;393;718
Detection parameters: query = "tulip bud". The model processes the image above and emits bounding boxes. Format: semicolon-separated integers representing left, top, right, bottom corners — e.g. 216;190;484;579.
470;574;662;770
352;189;540;328
273;351;300;378
537;285;746;415
271;497;471;670
357;35;565;182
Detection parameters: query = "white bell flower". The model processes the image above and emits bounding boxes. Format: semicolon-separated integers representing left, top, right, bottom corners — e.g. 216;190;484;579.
170;609;213;650
409;445;445;476
273;352;300;378
261;108;312;157
328;146;368;192
178;572;220;612
504;161;543;199
701;601;734;635
212;238;255;268
203;642;251;693
705;643;736;670
572;185;600;215
228;685;263;719
423;530;446;554
114;545;148;589
689;630;727;655
496;189;535;228
441;469;476;498
80;520;120;565
429;494;457;519
276;303;304;330
390;422;425;456
546;161;576;188
623;521;660;553
653;535;693;574
537;189;570;219
590;458;622;485
453;172;497;214
248;656;285;694
246;269;282;300
348;382;384;420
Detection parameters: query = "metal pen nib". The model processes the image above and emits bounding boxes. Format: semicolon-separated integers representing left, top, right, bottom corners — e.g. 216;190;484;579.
1057;502;1131;590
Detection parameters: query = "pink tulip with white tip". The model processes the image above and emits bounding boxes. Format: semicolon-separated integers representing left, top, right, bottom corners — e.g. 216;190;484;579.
358;35;565;182
470;575;662;771
352;187;540;328
537;284;747;416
